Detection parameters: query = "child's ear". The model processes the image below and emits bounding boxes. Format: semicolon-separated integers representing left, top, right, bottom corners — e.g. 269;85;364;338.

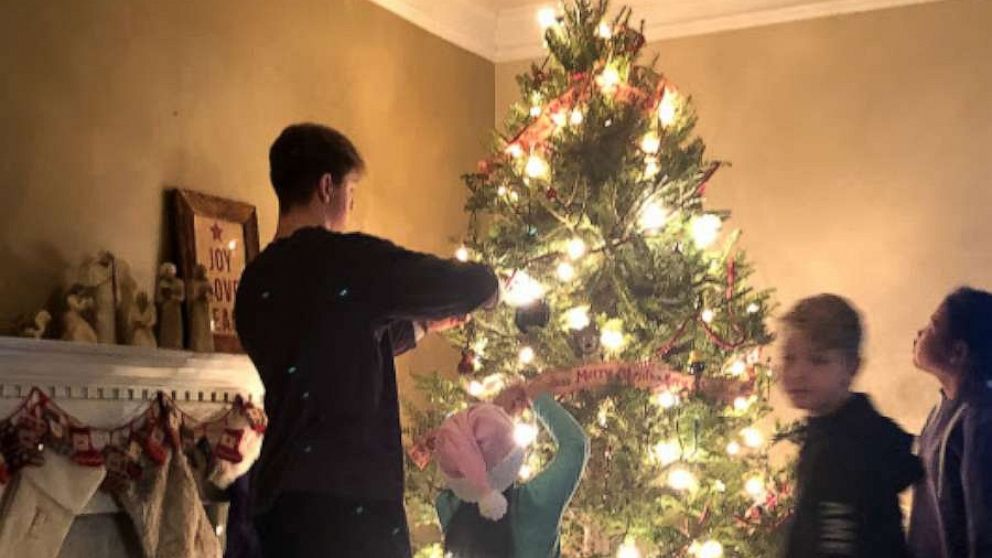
949;340;970;369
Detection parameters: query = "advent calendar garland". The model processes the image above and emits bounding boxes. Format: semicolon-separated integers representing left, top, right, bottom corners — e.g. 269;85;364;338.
0;387;266;493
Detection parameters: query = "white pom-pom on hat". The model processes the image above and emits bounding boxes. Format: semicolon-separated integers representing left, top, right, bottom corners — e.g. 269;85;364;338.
478;489;509;521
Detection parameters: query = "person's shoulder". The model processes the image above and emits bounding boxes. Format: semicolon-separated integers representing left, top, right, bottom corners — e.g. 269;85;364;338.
278;227;400;256
959;396;992;434
855;394;914;447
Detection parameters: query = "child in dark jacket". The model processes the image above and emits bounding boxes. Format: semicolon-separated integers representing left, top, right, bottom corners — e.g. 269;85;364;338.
908;287;992;558
779;294;922;558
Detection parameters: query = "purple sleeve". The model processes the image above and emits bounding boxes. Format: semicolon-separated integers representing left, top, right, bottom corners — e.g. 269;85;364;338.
962;408;992;557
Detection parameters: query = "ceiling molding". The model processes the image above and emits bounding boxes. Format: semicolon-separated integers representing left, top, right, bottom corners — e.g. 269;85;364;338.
368;0;946;62
365;0;499;60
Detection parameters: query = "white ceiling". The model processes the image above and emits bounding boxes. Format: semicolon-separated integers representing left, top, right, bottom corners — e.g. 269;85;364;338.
366;0;943;61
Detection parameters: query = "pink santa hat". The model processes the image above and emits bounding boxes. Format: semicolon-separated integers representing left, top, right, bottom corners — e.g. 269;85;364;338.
434;403;526;521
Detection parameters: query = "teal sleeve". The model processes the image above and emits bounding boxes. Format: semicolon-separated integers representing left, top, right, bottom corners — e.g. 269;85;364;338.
436;489;459;531
521;393;589;517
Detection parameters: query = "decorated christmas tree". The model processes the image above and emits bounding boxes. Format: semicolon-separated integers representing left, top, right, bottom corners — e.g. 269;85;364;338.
405;1;793;556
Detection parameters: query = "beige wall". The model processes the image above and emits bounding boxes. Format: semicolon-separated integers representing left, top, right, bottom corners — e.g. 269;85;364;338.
0;0;494;385
497;0;992;430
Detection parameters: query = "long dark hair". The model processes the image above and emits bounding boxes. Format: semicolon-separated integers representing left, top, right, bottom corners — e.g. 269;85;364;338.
443;488;515;558
943;286;992;390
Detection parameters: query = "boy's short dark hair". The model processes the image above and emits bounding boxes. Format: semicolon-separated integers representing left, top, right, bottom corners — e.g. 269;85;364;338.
781;293;863;362
269;123;365;212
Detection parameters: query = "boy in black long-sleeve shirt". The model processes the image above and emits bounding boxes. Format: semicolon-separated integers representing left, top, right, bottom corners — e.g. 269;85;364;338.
779;294;922;558
234;123;498;558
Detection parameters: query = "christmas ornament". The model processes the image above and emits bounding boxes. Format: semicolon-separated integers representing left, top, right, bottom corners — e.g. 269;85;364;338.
546;187;558;201
457;350;476;375
570;324;600;359
515;299;551;333
687;351;706;375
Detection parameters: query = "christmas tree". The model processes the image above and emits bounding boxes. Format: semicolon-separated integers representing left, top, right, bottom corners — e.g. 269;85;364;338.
405;1;792;556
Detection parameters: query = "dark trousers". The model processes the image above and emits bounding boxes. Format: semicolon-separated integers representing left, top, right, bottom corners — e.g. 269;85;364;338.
255;492;412;558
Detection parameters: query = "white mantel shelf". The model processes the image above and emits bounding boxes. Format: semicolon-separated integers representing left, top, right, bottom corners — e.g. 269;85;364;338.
0;336;264;416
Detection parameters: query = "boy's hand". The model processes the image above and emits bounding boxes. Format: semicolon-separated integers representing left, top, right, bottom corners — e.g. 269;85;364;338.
424;315;470;333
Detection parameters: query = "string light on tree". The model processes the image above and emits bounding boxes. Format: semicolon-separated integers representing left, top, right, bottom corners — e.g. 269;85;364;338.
566;237;586;260
667;467;698;492
734;396;752;412
556;262;576;281
656;390;679;409
617;540;642;558
513;422;538;447
654;440;681;466
537;7;558;30
741;427;764;449
519;346;536;365
729;360;747;376
659;88;679;128
564;306;591;330
467;380;484;397
600;320;625;351
640;132;661;154
525;153;550;179
597;21;613;39
745;476;767;501
747;302;760;314
569;108;584;126
701;309;715;324
643;157;661;179
689;540;724;558
455;246;469;262
504;271;545;307
597;65;621;93
518;464;533;480
639;201;669;232
691;214;722;249
726;441;742;456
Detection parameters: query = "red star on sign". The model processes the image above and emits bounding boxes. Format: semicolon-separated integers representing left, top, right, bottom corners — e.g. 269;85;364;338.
210;222;223;241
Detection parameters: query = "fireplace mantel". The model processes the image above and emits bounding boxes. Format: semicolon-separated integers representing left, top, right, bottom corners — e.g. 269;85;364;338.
0;336;264;516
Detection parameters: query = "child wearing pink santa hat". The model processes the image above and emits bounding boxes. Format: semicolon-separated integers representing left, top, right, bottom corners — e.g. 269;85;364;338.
433;377;589;558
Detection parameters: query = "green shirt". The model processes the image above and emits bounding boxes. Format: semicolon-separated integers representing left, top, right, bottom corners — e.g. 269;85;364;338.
436;393;589;557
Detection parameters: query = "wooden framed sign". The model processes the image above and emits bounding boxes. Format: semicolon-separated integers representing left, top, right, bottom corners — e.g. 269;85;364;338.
172;189;260;353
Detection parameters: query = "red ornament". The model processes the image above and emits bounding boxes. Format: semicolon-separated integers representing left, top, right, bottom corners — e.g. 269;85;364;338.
457;350;476;376
546;187;558;201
